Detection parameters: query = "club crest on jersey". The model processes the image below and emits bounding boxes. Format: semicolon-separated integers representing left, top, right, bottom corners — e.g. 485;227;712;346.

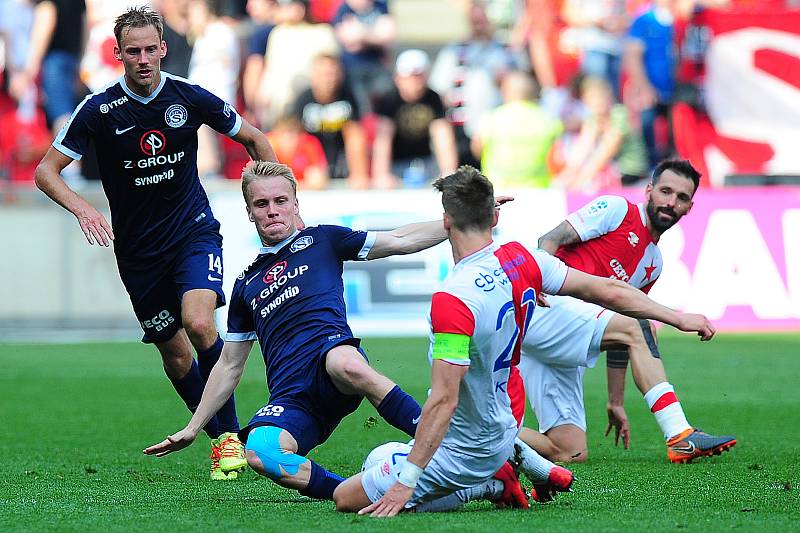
628;232;639;247
140;130;166;156
585;199;609;215
263;261;288;284
165;104;188;127
290;236;313;253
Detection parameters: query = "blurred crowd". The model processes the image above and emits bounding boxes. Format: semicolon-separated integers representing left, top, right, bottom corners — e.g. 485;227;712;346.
0;0;796;192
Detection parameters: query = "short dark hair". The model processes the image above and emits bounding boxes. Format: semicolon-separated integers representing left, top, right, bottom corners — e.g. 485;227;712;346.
432;165;495;232
652;159;701;193
114;6;164;46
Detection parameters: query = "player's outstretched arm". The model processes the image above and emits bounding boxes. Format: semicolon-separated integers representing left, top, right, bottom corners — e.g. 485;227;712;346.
559;268;716;341
34;147;115;247
537;220;580;255
360;360;467;517
143;340;254;457
232;119;277;162
367;220;448;260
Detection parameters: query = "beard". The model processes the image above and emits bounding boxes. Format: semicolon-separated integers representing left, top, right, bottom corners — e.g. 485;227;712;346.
646;200;680;233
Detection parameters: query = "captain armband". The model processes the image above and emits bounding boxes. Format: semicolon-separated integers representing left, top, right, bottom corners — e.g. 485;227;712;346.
431;333;470;362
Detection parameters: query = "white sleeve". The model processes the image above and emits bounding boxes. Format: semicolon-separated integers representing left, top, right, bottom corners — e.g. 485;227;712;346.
565;195;628;241
531;248;569;294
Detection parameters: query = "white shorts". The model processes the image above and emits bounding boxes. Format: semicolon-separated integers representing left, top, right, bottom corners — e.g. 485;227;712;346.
519;356;587;432
361;436;515;506
522;295;614;368
519;295;614;433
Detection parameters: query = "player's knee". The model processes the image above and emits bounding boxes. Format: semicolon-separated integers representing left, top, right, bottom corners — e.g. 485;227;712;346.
617;317;645;348
182;314;216;343
330;354;374;387
158;347;193;378
245;426;306;481
564;448;588;463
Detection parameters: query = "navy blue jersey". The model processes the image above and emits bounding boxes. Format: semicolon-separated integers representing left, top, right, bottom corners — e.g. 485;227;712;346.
227;225;376;400
53;72;242;260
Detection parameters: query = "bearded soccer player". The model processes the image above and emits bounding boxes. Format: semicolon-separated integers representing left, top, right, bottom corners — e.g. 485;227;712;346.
332;166;718;517
34;6;276;479
516;159;736;464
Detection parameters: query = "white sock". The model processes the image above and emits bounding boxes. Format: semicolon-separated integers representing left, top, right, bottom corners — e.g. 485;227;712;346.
643;382;691;440
411;480;502;513
515;437;555;482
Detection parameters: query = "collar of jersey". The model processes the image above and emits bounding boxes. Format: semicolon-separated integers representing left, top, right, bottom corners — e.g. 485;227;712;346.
118;73;167;104
454;240;498;269
636;203;650;232
259;230;301;255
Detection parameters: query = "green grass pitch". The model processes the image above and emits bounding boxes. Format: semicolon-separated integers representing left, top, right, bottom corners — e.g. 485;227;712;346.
2;332;799;531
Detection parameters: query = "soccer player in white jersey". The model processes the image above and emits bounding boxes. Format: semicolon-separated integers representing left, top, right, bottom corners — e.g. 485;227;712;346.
516;159;736;464
332;165;719;516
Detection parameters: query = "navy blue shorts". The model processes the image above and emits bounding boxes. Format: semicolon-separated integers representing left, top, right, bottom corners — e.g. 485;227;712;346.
117;227;225;343
239;339;365;456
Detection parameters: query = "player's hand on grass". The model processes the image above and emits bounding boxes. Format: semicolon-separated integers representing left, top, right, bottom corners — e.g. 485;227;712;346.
605;404;631;449
74;202;114;247
143;428;198;457
677;313;716;341
358;482;413;517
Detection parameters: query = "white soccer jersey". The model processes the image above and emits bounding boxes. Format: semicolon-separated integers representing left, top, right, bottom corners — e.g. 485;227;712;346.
427;241;567;455
558;195;663;293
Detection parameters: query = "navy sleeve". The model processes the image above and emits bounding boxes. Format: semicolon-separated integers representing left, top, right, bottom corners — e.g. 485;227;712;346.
226;278;257;341
320;225;370;261
52;95;99;161
194;85;243;137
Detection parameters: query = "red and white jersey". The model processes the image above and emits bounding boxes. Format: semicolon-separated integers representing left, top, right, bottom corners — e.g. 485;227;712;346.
428;241;567;455
556;195;662;293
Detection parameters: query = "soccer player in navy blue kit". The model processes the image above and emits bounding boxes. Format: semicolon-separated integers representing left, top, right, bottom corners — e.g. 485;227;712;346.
34;7;276;480
144;161;442;501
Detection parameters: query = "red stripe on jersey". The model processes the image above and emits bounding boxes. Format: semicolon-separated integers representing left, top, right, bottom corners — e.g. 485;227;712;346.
493;242;544;425
507;365;525;428
650;391;679;413
430;291;475;335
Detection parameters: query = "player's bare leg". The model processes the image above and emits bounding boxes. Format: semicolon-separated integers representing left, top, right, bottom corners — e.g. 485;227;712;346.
181;289;219;351
155;329;195;380
600;315;667;393
601;314;735;462
245;426;344;499
333;473;371;512
326;345;394;404
245;428;311;488
518;425;588;463
326;345;421;437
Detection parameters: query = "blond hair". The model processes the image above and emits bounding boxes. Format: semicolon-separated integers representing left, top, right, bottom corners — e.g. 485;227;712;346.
241;160;298;202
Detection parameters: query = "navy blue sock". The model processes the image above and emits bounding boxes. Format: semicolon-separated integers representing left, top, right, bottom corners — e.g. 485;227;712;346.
168;359;220;438
197;336;240;434
377;385;422;437
299;460;345;500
